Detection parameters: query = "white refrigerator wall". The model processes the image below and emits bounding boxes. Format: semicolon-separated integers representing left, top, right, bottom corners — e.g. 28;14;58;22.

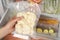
0;0;4;16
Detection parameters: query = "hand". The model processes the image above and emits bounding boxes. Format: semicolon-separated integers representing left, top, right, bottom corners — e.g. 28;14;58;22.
0;16;23;39
4;16;23;33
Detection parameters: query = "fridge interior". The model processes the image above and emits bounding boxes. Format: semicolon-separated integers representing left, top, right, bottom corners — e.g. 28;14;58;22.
0;0;60;40
35;15;59;39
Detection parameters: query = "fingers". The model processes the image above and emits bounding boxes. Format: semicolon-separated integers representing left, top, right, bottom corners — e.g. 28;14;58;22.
5;16;23;29
10;16;23;23
10;17;21;23
8;16;23;25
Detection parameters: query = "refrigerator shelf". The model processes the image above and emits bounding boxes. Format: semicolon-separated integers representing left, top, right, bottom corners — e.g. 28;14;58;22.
41;13;60;21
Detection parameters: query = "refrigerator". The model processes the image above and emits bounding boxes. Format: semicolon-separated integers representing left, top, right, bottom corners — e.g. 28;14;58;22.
0;0;60;40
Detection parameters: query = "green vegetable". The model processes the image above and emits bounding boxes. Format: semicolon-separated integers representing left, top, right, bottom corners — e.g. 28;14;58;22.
43;0;59;14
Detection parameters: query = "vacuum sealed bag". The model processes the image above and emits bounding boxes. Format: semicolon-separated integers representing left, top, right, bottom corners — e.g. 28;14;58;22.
8;1;41;40
15;4;41;35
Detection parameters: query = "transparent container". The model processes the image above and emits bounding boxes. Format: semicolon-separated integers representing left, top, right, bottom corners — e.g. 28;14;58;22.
33;15;59;40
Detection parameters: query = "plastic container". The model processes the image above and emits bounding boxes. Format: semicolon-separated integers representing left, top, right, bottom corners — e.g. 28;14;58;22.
33;15;59;40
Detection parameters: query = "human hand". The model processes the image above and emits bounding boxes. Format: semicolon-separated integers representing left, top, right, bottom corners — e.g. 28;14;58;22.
4;16;23;33
0;16;23;39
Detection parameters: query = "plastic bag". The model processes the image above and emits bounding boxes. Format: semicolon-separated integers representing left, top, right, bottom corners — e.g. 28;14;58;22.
10;1;41;40
15;4;41;35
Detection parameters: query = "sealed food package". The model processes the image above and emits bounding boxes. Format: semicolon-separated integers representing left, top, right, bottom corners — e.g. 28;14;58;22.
16;12;36;34
11;1;41;40
15;4;41;35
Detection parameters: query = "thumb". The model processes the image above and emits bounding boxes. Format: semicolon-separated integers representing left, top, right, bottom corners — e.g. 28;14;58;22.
9;16;23;24
5;16;23;28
